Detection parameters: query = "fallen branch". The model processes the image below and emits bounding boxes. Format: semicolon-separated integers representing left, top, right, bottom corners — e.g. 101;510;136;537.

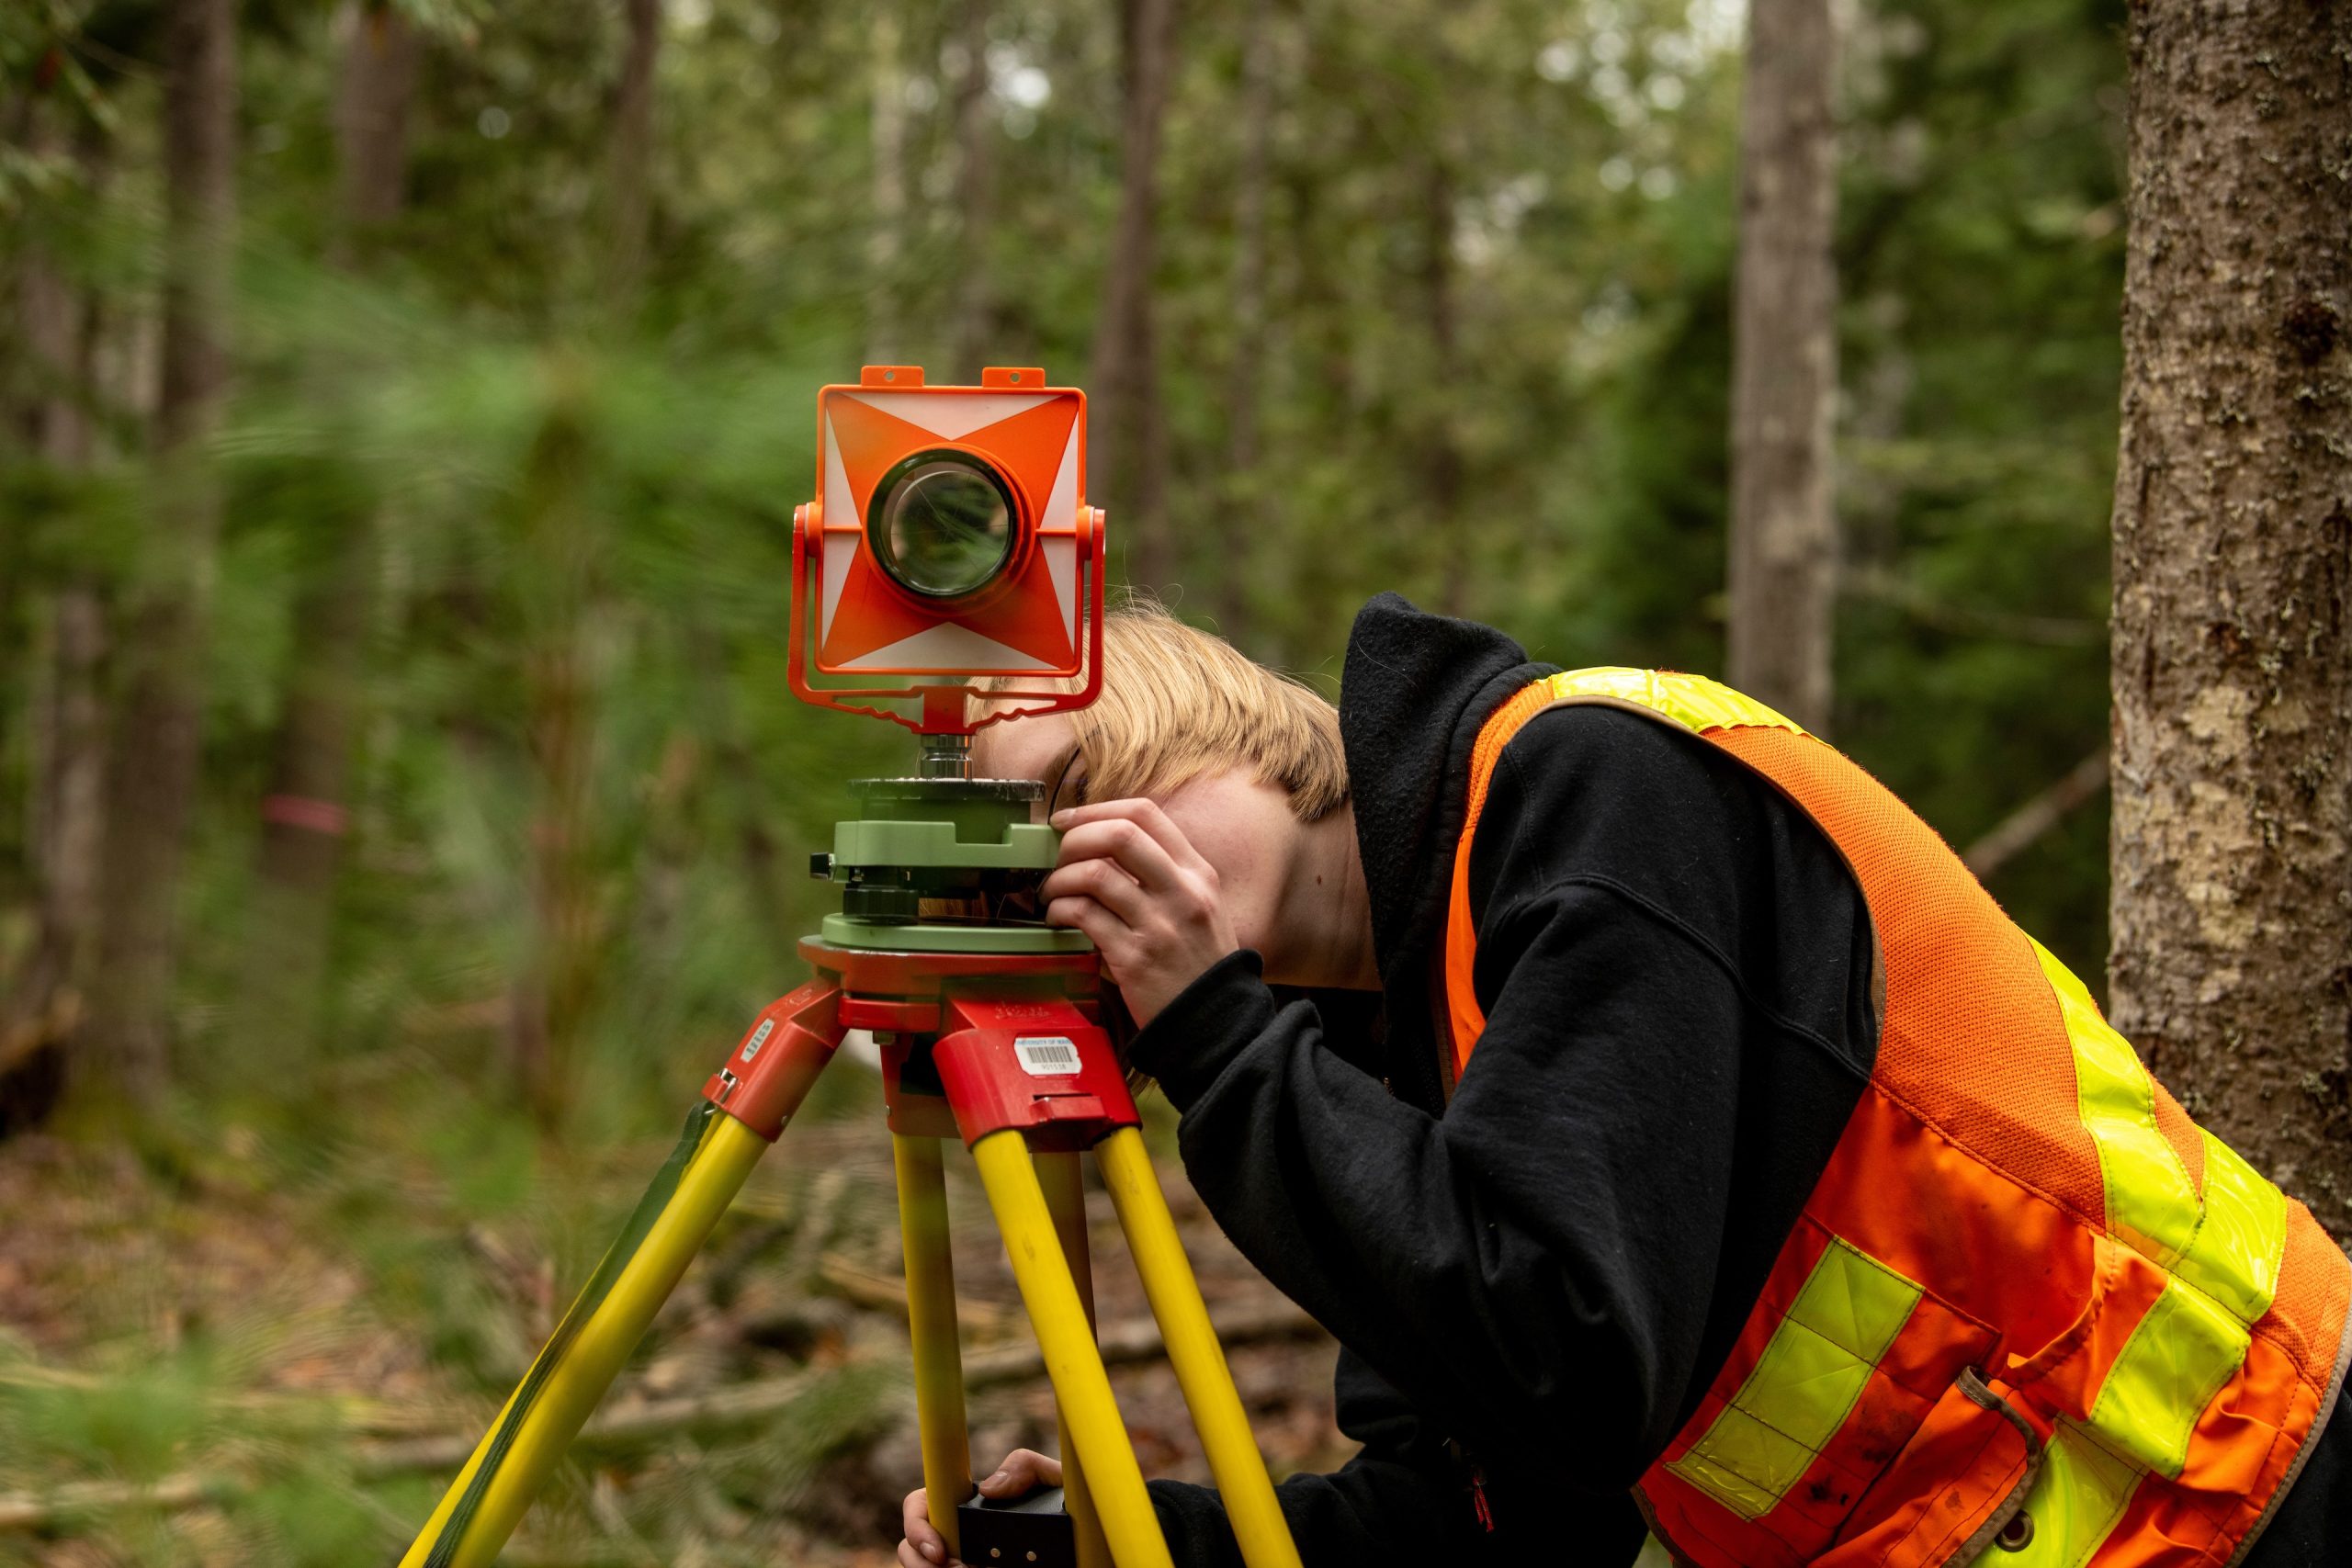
1962;749;2109;881
0;1298;1324;1533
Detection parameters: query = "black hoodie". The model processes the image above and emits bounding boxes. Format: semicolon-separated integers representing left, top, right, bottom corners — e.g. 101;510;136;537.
1128;595;1879;1565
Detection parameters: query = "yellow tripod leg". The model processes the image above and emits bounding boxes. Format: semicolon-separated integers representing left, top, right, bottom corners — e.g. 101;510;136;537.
1038;1150;1114;1568
971;1130;1174;1568
1097;1126;1303;1568
894;1134;973;1561
401;1109;768;1568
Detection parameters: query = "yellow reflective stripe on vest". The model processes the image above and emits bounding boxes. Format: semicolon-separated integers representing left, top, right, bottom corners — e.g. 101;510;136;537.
1667;1238;1922;1519
1997;1424;2140;1568
2003;942;2293;1550
1537;667;1808;739
2030;939;2288;1324
2035;939;2201;1269
2088;1277;2248;1478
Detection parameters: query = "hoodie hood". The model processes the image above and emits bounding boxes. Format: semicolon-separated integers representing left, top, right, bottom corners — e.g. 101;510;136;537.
1339;593;1557;1009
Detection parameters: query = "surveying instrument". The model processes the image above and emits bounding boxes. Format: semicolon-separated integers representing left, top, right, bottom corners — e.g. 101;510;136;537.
400;367;1304;1568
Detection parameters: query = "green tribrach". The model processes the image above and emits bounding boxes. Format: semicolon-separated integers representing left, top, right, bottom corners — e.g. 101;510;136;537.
812;777;1091;953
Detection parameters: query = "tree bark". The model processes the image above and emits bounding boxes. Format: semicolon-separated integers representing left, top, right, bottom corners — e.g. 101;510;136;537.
238;2;418;1064
2107;0;2352;1224
866;0;908;366
1421;152;1467;616
607;0;662;304
89;0;238;1094
1725;0;1838;733
1213;0;1274;644
947;0;996;381
507;387;601;1129
1089;0;1179;593
4;104;107;1122
330;1;417;254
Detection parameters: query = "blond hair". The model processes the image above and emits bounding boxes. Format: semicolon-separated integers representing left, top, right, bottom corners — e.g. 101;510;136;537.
986;603;1349;821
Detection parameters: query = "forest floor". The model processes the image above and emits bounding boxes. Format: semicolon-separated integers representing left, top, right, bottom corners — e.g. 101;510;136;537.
0;1087;1347;1567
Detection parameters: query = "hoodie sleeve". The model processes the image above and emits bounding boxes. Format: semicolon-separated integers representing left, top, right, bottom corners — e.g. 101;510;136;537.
1144;1348;1487;1567
1126;704;1873;1495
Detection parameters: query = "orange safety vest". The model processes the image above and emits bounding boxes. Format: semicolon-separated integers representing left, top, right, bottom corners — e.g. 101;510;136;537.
1442;669;2351;1568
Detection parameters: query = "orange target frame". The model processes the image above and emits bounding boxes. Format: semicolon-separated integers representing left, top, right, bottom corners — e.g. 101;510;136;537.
788;365;1107;737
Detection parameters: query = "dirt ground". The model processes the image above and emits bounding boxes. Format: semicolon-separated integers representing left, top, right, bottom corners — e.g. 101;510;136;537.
0;1111;1348;1566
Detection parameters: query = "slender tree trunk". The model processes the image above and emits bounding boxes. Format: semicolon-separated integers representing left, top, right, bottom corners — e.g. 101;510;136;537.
1213;0;1274;644
607;0;662;303
4;107;107;1122
947;0;996;380
507;4;660;1127
2107;0;2352;1224
239;2;418;1063
1725;0;1838;733
89;0;237;1095
1421;153;1467;616
1089;0;1178;593
507;387;600;1129
331;3;417;255
867;0;908;366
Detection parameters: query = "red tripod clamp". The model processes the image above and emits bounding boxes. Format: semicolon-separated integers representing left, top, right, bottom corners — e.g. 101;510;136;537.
702;978;844;1140
700;941;1136;1151
930;994;1139;1151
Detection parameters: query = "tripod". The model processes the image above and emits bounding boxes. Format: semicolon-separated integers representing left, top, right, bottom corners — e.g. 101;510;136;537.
400;768;1304;1568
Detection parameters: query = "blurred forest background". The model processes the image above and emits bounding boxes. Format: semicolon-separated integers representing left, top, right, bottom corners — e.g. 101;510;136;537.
0;0;2138;1562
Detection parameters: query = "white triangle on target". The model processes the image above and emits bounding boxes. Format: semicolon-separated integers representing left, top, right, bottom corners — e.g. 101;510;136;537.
836;620;1057;672
1037;431;1081;627
843;391;1051;441
820;419;859;637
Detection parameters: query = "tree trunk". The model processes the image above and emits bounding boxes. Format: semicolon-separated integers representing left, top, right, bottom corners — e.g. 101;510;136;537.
607;0;662;304
866;0;908;366
947;0;995;381
239;2;418;1064
1725;0;1838;733
89;0;237;1095
507;388;601;1129
1421;153;1467;616
330;2;417;256
1213;0;1274;645
2107;0;2352;1225
507;0;662;1126
1089;0;1178;593
4;105;106;1123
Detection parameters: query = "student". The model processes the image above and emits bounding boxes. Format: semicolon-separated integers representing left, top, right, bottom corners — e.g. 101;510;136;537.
899;595;2351;1568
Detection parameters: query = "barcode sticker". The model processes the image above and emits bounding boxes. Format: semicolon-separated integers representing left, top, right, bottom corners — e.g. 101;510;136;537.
1014;1035;1082;1077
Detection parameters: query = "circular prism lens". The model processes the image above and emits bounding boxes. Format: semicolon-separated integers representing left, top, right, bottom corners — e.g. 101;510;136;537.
868;450;1017;599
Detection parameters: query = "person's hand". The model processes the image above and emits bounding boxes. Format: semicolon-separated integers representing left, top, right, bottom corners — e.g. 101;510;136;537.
1042;799;1238;1026
899;1450;1064;1567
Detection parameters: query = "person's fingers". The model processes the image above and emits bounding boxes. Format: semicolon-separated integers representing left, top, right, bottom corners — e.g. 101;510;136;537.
902;1486;948;1566
977;1449;1064;1497
1053;815;1184;896
1045;895;1133;964
1054;798;1213;879
1042;854;1151;924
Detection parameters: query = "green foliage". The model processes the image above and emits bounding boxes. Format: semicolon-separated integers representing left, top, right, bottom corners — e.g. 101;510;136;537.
0;0;2131;1558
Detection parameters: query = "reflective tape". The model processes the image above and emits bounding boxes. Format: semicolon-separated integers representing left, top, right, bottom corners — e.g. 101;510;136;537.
2032;939;2199;1269
2022;941;2293;1552
1538;668;1808;739
1668;1239;1921;1519
2089;1279;2249;1479
2176;1130;2288;1327
1997;1424;2140;1568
